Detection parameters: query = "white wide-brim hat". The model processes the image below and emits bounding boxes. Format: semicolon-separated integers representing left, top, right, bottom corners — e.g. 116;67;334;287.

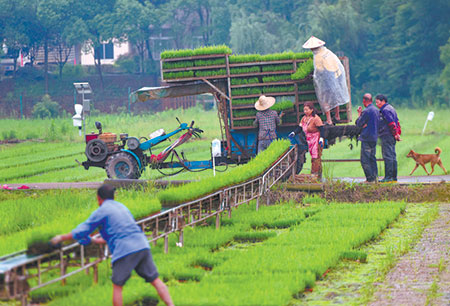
255;95;276;111
302;36;326;49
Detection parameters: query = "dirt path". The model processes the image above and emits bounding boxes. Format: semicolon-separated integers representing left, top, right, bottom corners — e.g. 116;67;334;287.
370;203;450;306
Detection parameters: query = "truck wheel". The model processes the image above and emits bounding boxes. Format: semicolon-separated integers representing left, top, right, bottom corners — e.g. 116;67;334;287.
105;152;141;179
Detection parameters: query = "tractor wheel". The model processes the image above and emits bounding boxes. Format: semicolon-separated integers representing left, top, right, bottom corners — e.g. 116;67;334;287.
105;152;141;179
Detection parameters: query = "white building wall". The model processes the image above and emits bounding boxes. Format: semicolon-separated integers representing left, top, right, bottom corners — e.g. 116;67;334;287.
81;40;129;65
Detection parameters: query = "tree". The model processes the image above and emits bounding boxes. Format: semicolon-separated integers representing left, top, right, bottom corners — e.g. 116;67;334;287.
37;0;87;78
69;0;117;90
112;0;160;74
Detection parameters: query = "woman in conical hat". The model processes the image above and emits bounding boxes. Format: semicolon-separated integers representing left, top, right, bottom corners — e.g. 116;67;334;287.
303;36;350;125
253;95;284;153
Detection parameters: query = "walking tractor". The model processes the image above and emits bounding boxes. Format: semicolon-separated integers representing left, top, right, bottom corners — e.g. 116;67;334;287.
82;45;360;179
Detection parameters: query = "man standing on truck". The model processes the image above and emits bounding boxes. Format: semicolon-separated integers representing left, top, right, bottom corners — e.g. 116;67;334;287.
51;184;174;306
302;36;350;125
253;95;284;153
355;93;379;183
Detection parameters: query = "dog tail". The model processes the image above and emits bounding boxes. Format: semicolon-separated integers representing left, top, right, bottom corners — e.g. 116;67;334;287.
435;147;442;156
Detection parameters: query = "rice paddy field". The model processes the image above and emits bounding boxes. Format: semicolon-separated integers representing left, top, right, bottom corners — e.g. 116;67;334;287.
0;106;448;305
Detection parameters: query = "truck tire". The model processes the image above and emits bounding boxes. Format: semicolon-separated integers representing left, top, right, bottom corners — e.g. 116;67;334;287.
105;152;141;179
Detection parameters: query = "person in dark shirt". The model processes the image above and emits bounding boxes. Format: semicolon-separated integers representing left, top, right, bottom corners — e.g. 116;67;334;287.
355;93;379;182
51;184;174;306
253;95;284;153
376;94;401;182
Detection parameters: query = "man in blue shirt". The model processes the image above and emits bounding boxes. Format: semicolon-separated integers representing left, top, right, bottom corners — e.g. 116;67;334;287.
376;94;401;182
355;93;379;182
51;184;174;306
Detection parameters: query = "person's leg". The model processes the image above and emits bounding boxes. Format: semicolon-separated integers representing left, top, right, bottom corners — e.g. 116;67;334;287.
381;136;395;181
368;141;378;181
151;278;174;306
325;111;332;125
361;141;375;182
135;249;174;306
113;284;123;306
334;106;341;120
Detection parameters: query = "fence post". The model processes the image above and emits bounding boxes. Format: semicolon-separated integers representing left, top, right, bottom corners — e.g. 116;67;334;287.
20;95;23;119
128;87;131;114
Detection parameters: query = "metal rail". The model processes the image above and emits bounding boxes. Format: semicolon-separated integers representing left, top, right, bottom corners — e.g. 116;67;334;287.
0;146;297;304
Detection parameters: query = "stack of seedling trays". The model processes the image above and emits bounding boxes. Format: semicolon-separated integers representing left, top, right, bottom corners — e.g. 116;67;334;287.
160;45;232;82
160;46;352;129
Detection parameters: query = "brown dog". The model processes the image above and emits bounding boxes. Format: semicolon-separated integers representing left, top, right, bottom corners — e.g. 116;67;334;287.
406;147;447;175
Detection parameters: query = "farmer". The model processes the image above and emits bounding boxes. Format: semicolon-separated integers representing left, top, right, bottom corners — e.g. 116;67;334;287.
289;102;324;177
376;94;400;183
51;184;174;306
302;36;350;125
253;95;284;153
355;93;379;183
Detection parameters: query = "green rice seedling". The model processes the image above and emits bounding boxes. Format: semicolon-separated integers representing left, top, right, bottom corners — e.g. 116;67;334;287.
160;49;195;59
232;119;254;127
262;85;295;94
192;45;232;56
298;82;315;91
302;194;327;205
195;69;226;77
0;144;84;169
270;100;294;112
163;71;194;79
291;59;314;80
260;52;296;61
0;142;81;160
161;45;231;59
229;54;262;63
230;66;260;74
47;201;405;306
230;77;259;85
262;74;291;83
340;250;368;263
261;64;293;72
157;140;291;205
233;109;256;118
231;87;262;96
0;154;84;182
293;51;314;59
298;93;317;101
162;60;194;69
233;231;277;242
194;58;226;66
231;98;255;106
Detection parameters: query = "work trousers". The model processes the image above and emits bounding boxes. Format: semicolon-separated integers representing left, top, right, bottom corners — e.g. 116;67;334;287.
257;139;273;154
380;135;397;180
360;141;378;182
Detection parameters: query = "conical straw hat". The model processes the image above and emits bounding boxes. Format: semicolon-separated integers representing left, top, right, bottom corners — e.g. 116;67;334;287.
255;95;276;111
302;36;326;49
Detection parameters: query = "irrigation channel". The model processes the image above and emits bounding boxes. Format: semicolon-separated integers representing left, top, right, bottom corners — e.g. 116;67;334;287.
0;146;298;305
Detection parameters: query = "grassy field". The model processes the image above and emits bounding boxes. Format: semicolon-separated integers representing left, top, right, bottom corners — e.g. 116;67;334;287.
0;106;448;183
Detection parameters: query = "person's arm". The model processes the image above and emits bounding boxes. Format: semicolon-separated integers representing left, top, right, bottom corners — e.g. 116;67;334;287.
275;112;281;126
51;209;105;246
382;109;399;138
51;233;73;245
253;114;259;127
355;110;368;128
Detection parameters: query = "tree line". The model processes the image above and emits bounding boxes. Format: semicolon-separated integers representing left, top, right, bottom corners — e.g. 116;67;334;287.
0;0;449;107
